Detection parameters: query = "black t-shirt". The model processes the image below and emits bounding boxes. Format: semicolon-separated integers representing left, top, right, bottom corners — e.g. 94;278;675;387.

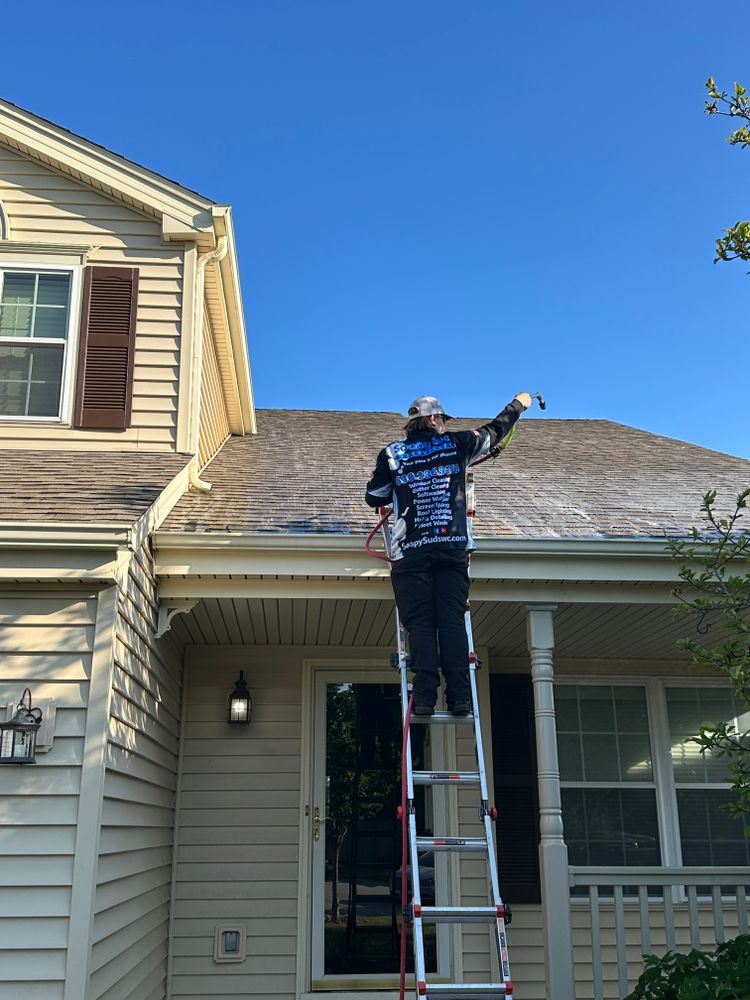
365;400;523;560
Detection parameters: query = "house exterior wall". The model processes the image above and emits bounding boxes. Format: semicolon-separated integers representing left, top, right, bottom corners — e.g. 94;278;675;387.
171;645;301;1000
546;657;746;999
0;142;184;452
170;644;546;1000
198;310;230;469
89;545;184;1000
0;545;184;1000
0;588;100;1000
172;641;749;1000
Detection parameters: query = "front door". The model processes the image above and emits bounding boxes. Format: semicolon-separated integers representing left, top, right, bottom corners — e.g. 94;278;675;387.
310;668;452;990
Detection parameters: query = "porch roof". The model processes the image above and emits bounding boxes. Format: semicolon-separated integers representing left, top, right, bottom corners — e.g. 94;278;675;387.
0;449;191;524
162;408;750;539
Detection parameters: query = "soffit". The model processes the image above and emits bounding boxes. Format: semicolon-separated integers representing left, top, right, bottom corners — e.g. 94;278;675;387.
171;596;693;661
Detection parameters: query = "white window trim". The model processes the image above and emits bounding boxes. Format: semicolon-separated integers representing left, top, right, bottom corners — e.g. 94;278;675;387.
556;675;739;873
0;260;83;424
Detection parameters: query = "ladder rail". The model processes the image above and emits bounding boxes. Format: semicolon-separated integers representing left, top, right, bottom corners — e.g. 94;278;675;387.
379;481;514;999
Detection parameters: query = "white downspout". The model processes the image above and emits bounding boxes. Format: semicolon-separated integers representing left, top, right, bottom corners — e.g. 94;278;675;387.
188;236;228;492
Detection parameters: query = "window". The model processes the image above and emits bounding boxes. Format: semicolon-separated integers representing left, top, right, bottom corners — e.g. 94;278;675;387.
0;266;76;420
557;681;749;871
556;684;661;867
666;686;750;866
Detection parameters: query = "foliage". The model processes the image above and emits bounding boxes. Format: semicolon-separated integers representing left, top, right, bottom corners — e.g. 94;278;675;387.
623;935;750;1000
667;490;750;825
704;79;750;270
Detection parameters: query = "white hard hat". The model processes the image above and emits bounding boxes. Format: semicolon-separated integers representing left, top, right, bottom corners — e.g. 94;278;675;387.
406;395;453;420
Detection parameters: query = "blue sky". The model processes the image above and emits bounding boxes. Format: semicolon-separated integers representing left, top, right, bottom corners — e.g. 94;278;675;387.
3;2;749;457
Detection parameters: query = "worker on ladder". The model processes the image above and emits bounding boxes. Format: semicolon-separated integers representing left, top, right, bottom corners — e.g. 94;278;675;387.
365;392;532;716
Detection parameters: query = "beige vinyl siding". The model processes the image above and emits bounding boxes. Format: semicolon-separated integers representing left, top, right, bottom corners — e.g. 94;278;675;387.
0;142;183;451
198;310;230;469
171;646;302;1000
454;660;513;991
90;544;184;1000
0;590;98;1000
171;646;522;1000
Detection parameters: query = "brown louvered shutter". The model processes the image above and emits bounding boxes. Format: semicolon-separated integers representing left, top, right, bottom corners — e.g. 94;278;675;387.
74;266;138;430
491;674;541;904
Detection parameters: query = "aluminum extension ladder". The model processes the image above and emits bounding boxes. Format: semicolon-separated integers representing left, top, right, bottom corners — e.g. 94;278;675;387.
379;471;513;999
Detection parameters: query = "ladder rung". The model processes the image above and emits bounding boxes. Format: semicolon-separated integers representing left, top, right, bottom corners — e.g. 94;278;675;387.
416;836;488;853
417;906;500;924
422;984;509;998
413;771;480;786
409;711;475;725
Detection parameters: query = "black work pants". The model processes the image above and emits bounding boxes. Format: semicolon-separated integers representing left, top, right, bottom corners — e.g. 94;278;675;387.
390;549;471;708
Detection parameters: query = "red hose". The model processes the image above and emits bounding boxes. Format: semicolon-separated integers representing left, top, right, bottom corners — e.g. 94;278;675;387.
365;507;393;562
399;693;413;1000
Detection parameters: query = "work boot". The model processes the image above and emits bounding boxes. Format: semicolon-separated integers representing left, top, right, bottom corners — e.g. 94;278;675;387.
449;701;471;716
412;702;435;717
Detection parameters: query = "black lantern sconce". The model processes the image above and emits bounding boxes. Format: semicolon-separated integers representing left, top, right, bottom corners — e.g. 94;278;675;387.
0;689;43;765
227;671;252;725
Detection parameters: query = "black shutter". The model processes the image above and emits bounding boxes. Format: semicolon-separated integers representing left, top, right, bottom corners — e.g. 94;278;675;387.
490;674;541;904
74;266;138;430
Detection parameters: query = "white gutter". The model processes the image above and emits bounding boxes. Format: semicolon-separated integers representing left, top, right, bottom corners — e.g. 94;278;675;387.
152;531;689;588
188;236;228;492
153;532;677;557
0;523;132;549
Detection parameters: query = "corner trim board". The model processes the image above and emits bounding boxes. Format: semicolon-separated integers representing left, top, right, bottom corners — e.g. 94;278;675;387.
64;583;120;1000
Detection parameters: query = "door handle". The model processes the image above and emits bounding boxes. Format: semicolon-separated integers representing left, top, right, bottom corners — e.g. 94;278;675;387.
313;806;328;841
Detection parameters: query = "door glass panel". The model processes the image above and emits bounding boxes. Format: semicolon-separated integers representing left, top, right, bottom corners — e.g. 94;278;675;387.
323;681;437;975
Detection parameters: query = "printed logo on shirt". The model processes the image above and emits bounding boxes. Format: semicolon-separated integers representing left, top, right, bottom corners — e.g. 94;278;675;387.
394;463;460;485
401;534;468;551
390;435;457;460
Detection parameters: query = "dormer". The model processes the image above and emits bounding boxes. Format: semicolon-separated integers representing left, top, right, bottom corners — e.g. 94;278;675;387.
0;98;254;468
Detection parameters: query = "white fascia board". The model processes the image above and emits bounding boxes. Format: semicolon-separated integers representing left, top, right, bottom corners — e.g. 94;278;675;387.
153;532;683;584
212;207;255;433
0;523;129;582
0;548;122;583
0;99;214;236
158;575;677;604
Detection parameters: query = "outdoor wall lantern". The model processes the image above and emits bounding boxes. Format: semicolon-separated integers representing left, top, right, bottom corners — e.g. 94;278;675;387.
227;671;252;725
0;689;43;764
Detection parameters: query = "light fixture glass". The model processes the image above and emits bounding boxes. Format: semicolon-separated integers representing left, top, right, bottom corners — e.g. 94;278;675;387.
0;689;43;764
227;671;252;725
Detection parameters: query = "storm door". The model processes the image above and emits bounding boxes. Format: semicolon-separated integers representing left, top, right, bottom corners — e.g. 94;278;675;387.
310;669;452;989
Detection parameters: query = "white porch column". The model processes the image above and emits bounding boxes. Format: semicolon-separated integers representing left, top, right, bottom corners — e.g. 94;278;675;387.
526;604;575;1000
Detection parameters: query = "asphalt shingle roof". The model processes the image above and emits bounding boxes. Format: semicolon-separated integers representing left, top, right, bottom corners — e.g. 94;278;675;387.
161;409;750;539
0;450;191;525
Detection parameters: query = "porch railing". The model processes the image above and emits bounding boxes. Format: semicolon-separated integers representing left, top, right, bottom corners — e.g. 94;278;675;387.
568;866;750;1000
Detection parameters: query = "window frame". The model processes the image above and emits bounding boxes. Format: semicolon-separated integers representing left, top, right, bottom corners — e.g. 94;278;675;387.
556;676;741;872
0;261;83;424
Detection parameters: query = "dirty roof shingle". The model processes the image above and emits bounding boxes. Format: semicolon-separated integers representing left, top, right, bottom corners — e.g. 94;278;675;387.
0;450;191;525
161;410;750;539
